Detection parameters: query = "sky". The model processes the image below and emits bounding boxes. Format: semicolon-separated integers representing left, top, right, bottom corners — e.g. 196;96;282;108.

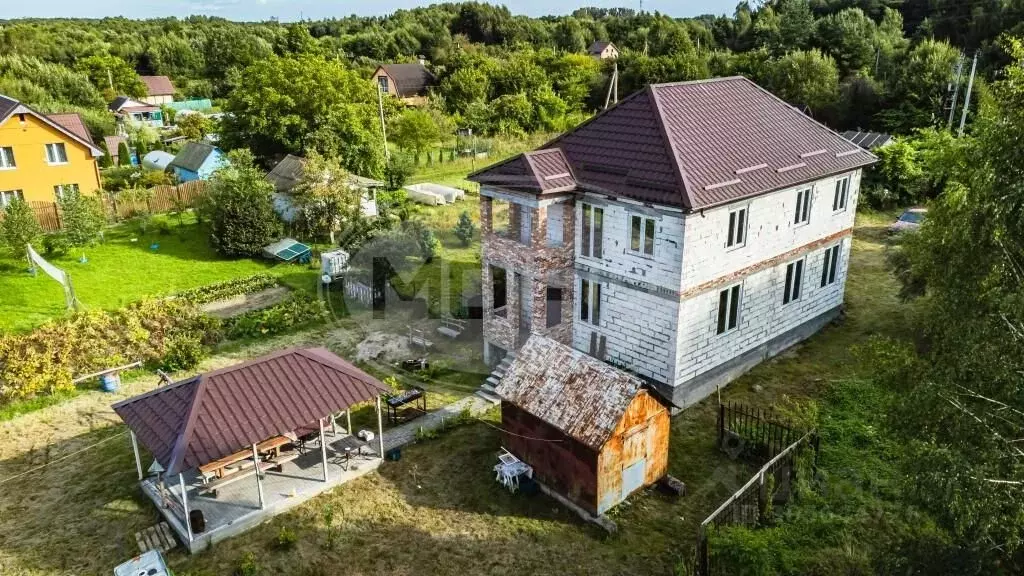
3;0;736;21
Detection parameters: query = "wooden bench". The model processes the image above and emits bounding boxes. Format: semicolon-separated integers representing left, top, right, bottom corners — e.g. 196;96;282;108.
199;452;300;497
437;316;467;339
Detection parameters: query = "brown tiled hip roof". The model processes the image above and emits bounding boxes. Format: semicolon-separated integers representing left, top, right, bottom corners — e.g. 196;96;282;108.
471;76;876;211
112;347;389;476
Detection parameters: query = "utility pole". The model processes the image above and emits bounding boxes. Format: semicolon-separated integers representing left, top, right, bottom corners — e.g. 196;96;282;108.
958;51;979;138
377;85;390;162
107;69;114;91
947;53;965;130
604;61;619;109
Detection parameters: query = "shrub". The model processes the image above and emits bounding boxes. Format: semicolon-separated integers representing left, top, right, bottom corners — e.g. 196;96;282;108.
161;333;205;372
0;298;219;403
117;141;132;166
175;274;279;305
453;210;475;247
43;233;71;256
0;198;43;257
207;150;282;257
235;551;260;576
275;526;297;551
222;294;328;340
383;151;414;191
57;189;105;248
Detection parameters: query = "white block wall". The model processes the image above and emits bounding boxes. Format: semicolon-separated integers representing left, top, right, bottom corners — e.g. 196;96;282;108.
572;277;679;383
679;170;861;291
575;195;685;293
674;235;851;385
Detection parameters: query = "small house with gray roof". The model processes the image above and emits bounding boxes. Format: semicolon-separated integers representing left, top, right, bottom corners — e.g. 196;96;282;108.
371;62;436;106
470;76;877;409
169;141;226;182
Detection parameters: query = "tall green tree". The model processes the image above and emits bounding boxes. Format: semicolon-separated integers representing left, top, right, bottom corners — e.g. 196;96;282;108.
221;54;387;178
390;109;441;162
763;48;840;115
885;37;1024;572
74;54;146;99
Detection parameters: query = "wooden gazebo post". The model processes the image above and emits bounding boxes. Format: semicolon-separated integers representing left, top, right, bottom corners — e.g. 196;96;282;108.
178;473;194;542
376;395;385;458
319;418;329;482
129;431;143;481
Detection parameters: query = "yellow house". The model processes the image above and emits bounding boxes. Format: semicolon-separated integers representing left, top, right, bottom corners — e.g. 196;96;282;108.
0;93;104;209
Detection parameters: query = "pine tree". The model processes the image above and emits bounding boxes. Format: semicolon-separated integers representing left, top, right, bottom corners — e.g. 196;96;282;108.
453;210;475;247
117;141;132;166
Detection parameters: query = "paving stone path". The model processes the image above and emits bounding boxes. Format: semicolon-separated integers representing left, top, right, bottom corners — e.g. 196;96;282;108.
382;395;494;452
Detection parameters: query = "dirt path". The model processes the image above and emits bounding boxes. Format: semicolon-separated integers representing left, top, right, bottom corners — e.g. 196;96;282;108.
200;285;292;318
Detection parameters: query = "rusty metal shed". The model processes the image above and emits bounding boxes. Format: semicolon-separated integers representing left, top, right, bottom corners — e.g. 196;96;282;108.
495;335;671;515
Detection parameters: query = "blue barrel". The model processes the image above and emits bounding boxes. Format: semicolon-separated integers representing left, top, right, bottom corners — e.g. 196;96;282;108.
101;372;121;393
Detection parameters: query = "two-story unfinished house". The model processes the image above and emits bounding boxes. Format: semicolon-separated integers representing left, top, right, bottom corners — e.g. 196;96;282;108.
469;77;876;409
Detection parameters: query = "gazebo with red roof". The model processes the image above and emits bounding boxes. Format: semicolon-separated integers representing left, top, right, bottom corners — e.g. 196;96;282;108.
113;347;390;552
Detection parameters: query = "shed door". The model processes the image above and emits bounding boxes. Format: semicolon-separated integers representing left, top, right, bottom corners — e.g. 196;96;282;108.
620;425;649;498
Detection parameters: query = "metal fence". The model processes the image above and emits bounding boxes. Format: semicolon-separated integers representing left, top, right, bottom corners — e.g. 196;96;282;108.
718;402;803;466
696;429;820;576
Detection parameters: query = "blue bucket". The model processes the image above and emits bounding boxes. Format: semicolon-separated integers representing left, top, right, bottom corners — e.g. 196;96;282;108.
101;373;121;393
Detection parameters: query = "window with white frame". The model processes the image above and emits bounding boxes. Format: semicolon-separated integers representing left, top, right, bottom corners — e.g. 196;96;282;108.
794;188;812;225
0;147;15;169
579;278;601;325
820;244;841;287
0;189;24;208
378;76;389;93
726;206;747;248
581;203;603;258
832;176;850;211
717;284;741;334
45;143;68;164
783;258;805;305
53;183;79;200
629;214;656;256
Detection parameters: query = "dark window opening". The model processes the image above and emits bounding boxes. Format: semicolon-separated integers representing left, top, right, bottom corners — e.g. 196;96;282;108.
546;287;563;328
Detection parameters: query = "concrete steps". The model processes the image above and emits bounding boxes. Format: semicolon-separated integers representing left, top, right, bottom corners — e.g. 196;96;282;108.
474;352;515;404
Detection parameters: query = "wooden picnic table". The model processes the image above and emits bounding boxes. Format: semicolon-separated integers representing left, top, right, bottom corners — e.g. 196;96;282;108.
198;435;291;480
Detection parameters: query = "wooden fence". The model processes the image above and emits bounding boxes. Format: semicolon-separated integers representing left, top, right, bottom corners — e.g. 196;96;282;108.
696;430;820;576
28;181;207;232
718;402;803;466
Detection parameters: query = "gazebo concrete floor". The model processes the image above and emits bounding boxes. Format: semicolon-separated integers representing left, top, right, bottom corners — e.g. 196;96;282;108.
142;433;382;553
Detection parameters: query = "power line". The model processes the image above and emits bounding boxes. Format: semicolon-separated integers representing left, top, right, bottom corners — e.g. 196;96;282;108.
0;431;128;486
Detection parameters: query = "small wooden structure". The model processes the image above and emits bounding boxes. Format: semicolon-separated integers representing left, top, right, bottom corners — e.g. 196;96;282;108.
495;336;671;517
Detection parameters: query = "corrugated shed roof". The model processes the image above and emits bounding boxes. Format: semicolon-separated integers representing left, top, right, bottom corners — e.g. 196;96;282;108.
140;75;175;96
588;40;614;54
170;141;216;173
267;154;306;192
842;130;893;150
378;63;436;98
113;347;389;476
495;336;644;451
47;113;93;144
472;77;876;211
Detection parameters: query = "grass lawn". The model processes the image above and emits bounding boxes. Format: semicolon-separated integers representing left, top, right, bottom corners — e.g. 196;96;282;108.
0;210;908;576
0;213;316;333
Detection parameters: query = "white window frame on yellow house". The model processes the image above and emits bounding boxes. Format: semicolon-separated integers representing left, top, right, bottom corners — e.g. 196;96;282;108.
45;142;69;165
0;146;15;170
54;183;80;200
0;189;24;208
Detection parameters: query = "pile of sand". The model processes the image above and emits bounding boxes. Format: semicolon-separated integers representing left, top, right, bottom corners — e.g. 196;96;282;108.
354;331;414;364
